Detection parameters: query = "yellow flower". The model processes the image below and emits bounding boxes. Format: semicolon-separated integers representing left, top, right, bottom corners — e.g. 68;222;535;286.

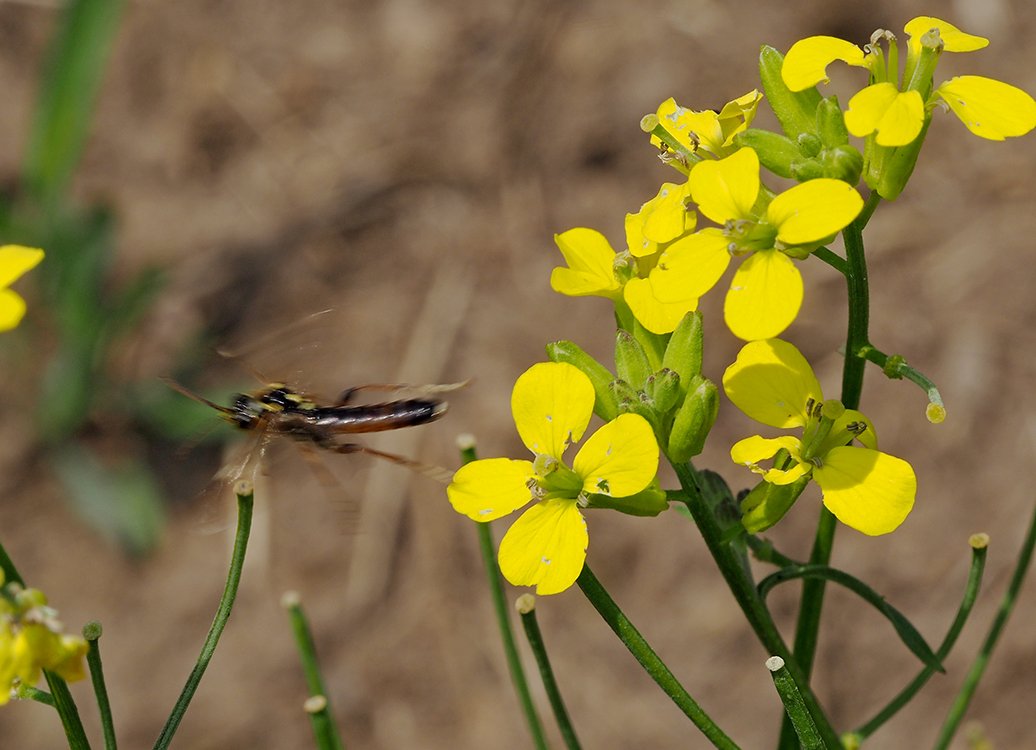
782;17;1036;144
448;362;659;594
650;147;862;340
652;91;763;163
722;339;916;535
0;246;44;332
0;584;88;704
551;182;699;334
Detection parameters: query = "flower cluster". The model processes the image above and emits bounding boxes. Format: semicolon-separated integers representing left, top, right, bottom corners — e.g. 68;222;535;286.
1;573;88;704
446;14;1034;596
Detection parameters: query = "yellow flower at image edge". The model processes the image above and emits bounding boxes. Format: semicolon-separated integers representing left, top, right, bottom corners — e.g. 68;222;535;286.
723;339;916;535
0;245;44;332
448;362;659;594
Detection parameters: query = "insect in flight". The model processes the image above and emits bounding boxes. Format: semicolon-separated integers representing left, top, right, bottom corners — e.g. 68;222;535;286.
166;379;463;489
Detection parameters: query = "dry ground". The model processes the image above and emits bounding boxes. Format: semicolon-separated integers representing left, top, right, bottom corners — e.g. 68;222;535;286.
1;0;1034;748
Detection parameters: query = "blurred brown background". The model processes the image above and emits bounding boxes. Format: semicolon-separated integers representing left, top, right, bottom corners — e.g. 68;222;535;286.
1;0;1035;747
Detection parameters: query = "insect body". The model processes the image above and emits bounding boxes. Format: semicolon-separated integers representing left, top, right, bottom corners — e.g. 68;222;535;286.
167;380;457;480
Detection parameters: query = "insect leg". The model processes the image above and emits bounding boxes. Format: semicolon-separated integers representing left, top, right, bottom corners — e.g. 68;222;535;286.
325;442;453;484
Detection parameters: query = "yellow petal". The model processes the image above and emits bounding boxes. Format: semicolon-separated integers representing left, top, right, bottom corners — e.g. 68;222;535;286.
498;498;588;595
572;413;658;497
731;434;802;466
724;250;803;341
716;90;764;147
764;461;812;486
723;338;822;428
651;229;731;302
624;212;658;258
814;447;916;535
935;76;1036;141
782;36;867;92
0;289;28;333
656;97;724;155
689;147;760;224
550;228;621;297
767;179;864;246
639;181;695;244
904;16;988;54
512;362;595;458
447;458;535;521
623;277;698;335
844;83;925;146
0;245;44;289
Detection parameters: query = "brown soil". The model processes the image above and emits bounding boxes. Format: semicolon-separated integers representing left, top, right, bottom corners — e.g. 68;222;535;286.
1;1;1035;748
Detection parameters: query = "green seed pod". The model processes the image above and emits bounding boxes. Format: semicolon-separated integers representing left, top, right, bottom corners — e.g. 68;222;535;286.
546;340;619;421
647;368;681;415
615;329;652;391
740;474;810;533
759;45;821;139
662;311;703;393
815;96;849;147
667;376;719;462
734;129;799;179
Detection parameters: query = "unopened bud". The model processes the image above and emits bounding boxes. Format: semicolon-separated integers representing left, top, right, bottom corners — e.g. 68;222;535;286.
735;129;799;178
740;474;810;533
662;311;704;391
821;144;863;184
759;45;821;139
615;330;652;390
546;340;619;421
647;369;682;415
667;377;719;462
815;96;849;147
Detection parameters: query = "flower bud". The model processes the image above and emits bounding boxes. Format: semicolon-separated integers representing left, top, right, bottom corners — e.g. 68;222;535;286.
667;376;719;462
759;45;821;139
662;311;704;393
546;340;619;420
789;158;825;182
796;132;823;158
734;129;799;178
821;145;863;185
647;368;682;415
815;96;849;147
740;474;810;533
615;329;652;391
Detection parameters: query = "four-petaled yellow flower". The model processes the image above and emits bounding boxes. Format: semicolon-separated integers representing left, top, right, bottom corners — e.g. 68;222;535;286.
0;245;44;332
649;147;863;341
1;576;88;705
783;16;1036;145
448;362;659;594
551;181;701;334
651;91;763;166
723;338;916;535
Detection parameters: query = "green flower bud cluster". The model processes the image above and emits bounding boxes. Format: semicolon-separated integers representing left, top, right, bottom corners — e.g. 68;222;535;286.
741;46;863;185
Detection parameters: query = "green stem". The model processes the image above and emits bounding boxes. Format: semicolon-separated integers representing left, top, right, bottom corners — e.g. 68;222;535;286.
45;669;92;750
852;538;987;740
778;192;879;750
459;442;548;750
0;540;26;587
672;461;842;749
518;598;582;750
152;483;254;750
576;564;740;749
83;622;117;750
766;657;823;750
858;347;945;421
811;247;847;275
933;505;1036;750
284;593;345;750
476;520;548;750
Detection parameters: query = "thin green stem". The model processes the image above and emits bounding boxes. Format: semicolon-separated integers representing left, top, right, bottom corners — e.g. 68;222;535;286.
859;347;945;422
460;442;548;750
766;657;823;750
853;538;987;740
934;506;1036;750
811;247;847;275
83;622;117;750
152;484;254;750
576;564;739;750
778;193;879;750
0;540;26;587
518;598;582;750
672;461;842;748
15;684;55;706
284;594;345;750
45;669;92;750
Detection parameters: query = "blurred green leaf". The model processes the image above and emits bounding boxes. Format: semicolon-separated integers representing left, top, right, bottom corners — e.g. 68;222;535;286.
23;0;127;206
51;444;166;556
